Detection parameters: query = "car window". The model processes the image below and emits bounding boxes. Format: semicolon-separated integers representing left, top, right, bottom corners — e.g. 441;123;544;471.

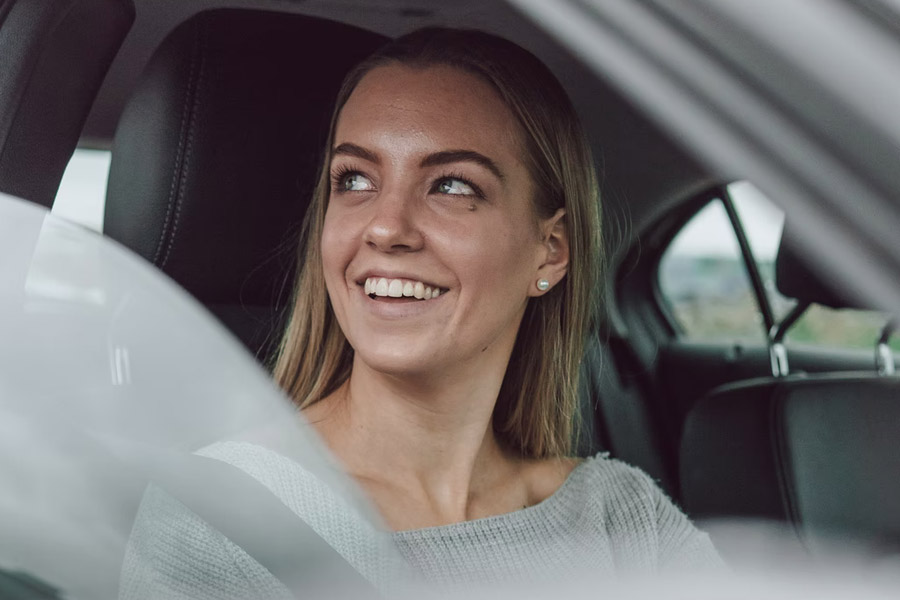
659;182;900;351
51;148;110;233
657;197;764;343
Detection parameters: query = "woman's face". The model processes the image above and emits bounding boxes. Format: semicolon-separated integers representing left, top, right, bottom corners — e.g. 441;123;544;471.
321;64;563;379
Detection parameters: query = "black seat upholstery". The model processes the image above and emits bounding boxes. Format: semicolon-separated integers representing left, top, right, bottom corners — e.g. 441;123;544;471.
680;225;900;550
104;9;385;360
681;374;900;545
579;331;674;489
0;0;133;207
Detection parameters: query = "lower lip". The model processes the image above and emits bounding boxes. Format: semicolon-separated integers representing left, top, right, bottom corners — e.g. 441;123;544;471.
358;287;445;317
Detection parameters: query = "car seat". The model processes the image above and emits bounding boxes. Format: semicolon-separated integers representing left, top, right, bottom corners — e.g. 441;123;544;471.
103;8;386;362
0;0;133;207
679;223;900;552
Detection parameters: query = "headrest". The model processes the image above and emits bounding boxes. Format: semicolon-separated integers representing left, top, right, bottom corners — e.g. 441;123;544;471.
775;221;856;309
104;9;385;307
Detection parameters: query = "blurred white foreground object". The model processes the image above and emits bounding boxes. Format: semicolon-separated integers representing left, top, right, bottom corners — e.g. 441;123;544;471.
0;193;395;599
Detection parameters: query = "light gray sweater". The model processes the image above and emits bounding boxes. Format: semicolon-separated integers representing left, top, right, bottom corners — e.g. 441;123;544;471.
120;442;722;599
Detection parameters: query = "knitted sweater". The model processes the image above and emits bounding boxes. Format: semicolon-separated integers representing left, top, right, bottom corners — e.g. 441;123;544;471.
120;442;722;599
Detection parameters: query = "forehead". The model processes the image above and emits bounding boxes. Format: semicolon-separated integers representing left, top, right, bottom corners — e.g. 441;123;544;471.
335;64;523;156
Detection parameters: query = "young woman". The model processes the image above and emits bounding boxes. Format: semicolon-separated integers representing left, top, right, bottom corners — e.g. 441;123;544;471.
122;27;721;599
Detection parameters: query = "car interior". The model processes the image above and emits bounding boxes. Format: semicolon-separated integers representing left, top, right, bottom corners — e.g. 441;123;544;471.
2;0;899;590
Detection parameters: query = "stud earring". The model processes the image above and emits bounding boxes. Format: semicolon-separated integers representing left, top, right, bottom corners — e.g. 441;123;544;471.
537;279;550;291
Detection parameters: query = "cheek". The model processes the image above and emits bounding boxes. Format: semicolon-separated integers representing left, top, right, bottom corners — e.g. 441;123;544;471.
449;215;540;290
320;208;356;286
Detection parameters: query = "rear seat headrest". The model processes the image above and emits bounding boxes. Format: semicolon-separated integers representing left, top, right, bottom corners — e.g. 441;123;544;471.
104;9;385;307
775;221;858;310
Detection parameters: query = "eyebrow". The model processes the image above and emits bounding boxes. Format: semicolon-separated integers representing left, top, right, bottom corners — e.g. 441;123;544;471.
332;143;380;164
332;143;505;181
420;150;505;181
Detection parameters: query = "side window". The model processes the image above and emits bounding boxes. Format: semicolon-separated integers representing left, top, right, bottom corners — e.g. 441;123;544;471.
659;182;899;352
728;181;791;322
52;148;111;233
658;198;764;343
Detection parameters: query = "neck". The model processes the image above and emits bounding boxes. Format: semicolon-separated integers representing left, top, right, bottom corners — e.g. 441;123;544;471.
305;350;520;524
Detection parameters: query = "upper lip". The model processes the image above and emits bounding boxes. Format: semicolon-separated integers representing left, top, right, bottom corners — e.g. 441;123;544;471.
355;270;447;290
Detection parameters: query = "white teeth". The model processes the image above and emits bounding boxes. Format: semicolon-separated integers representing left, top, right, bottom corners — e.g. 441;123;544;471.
364;277;444;300
388;279;403;297
375;278;388;296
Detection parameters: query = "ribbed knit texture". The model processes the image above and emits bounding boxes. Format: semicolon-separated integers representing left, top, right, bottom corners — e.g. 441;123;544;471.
120;442;722;599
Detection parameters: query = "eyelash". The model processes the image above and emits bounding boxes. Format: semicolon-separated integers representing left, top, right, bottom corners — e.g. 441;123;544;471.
329;165;485;200
330;164;363;193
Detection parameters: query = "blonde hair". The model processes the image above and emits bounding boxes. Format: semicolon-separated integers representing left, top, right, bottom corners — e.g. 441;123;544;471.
273;28;602;458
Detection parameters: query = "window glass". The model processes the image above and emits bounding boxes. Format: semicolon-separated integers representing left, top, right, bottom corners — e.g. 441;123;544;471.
729;181;796;322
662;181;899;351
658;199;765;343
731;182;898;351
787;304;900;351
52;148;110;233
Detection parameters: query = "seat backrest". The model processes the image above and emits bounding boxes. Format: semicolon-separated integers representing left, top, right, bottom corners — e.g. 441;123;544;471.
104;9;385;360
680;374;900;550
579;332;675;491
680;219;900;550
0;0;133;207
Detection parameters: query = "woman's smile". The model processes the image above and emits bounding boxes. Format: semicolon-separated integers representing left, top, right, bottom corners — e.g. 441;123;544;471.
357;275;450;318
362;276;447;300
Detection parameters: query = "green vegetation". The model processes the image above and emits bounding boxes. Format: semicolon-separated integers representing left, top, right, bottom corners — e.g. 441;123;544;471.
662;256;900;351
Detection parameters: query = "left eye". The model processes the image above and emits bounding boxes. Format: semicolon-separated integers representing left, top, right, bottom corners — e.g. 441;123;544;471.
435;178;477;196
342;173;374;192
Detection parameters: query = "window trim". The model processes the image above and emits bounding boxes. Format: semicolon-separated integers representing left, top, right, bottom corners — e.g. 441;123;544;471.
721;184;776;333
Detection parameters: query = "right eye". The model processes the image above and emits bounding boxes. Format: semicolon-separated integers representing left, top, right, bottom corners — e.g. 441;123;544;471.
335;171;374;192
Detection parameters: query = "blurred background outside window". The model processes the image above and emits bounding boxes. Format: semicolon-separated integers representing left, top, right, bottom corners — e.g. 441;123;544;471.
659;182;899;351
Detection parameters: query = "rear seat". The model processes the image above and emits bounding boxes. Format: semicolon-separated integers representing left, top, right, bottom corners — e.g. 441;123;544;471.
679;224;900;551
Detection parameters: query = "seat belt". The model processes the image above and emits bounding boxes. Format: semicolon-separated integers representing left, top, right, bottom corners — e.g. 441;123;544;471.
150;454;379;599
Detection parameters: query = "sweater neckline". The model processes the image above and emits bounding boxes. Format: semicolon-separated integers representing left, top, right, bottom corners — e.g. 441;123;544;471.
390;455;594;539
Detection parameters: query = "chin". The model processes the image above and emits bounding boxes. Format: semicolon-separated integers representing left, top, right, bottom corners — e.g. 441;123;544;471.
352;343;444;379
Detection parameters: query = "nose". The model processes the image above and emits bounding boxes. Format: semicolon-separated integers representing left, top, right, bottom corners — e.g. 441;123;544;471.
362;187;424;253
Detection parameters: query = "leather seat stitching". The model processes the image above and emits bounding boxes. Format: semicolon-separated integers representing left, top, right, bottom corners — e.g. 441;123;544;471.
770;383;805;543
153;21;206;267
161;22;207;269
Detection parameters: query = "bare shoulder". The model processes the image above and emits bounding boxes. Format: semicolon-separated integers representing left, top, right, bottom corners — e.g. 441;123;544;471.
522;455;583;506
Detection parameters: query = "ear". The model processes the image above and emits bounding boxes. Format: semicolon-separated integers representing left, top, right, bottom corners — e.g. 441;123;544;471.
529;208;569;297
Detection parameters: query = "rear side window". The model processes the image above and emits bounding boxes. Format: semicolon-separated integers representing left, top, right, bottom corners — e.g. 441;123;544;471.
658;198;763;343
658;182;899;351
52;148;110;233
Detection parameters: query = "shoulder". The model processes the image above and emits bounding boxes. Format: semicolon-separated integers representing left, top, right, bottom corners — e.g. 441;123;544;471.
570;452;664;510
195;441;407;589
521;455;581;505
564;453;724;571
